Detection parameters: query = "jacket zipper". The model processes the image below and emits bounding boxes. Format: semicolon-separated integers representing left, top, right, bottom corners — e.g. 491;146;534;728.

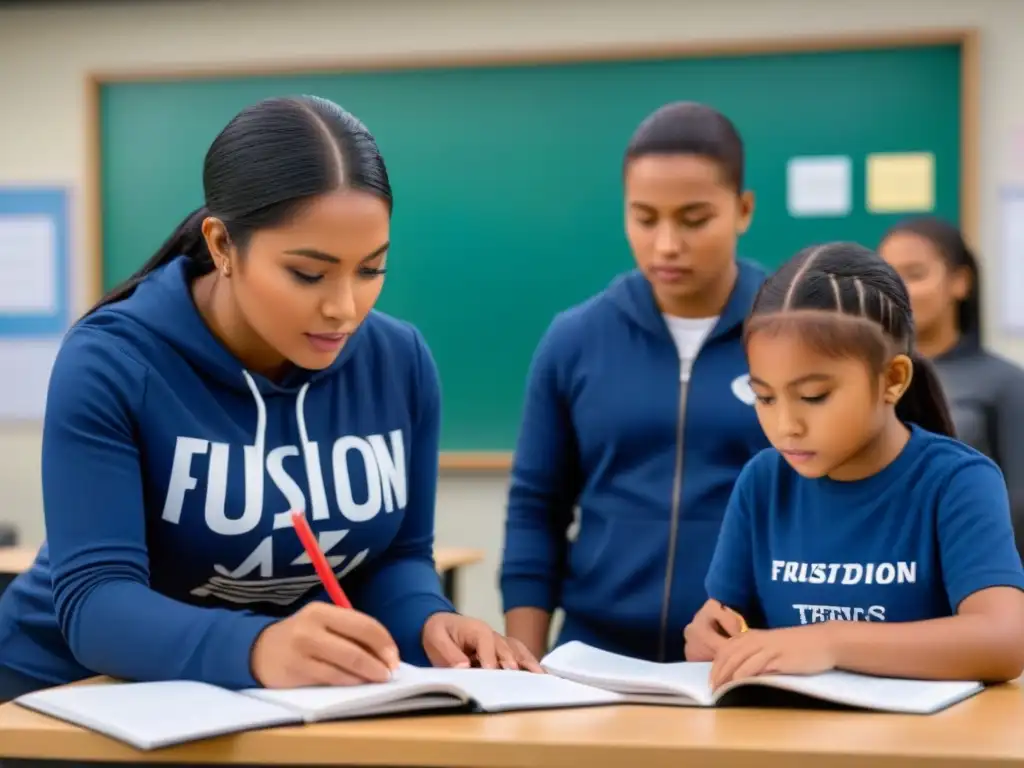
657;374;688;662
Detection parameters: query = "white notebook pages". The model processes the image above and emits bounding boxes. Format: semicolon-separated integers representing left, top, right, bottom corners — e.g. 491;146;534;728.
541;641;985;714
13;681;299;751
14;641;986;750
243;663;623;717
14;663;622;751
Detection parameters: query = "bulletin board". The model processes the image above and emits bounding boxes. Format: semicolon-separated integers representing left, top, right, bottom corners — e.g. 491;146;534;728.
0;187;71;421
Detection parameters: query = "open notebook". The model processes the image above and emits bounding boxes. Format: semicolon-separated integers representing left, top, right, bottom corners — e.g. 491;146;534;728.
14;663;623;750
541;641;985;715
15;641;986;749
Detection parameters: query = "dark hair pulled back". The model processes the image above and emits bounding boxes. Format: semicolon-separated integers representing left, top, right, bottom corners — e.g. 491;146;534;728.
882;215;981;340
624;101;745;192
745;241;956;438
87;95;392;316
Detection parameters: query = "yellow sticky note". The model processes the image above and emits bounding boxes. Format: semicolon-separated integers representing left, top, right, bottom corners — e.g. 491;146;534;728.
866;152;935;213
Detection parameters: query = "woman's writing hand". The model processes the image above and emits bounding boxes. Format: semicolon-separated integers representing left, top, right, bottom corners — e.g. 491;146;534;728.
250;602;400;688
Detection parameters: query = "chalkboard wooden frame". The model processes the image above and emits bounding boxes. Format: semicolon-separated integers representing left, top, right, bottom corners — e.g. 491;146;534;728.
82;27;980;472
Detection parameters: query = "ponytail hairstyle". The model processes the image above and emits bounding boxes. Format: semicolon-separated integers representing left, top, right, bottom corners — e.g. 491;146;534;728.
744;241;957;438
882;215;982;342
86;95;393;317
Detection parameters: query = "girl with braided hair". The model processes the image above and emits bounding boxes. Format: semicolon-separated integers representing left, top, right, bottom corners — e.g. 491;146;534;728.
684;241;1024;688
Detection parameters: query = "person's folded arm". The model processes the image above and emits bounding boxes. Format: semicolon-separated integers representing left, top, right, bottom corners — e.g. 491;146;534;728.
989;371;1024;561
823;460;1024;683
45;330;277;689
339;330;453;666
499;316;582;651
704;460;760;621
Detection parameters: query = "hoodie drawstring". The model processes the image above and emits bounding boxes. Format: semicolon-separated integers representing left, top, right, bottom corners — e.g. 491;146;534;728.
241;371;324;521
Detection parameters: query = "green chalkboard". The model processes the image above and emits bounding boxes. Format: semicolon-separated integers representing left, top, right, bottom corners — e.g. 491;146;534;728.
99;43;962;452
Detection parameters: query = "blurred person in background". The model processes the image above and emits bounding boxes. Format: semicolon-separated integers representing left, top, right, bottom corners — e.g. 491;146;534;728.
880;216;1024;557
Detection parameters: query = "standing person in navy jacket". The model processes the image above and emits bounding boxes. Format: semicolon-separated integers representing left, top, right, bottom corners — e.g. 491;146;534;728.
500;102;770;662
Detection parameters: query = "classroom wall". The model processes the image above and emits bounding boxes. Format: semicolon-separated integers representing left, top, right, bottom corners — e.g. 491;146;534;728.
1;0;1023;630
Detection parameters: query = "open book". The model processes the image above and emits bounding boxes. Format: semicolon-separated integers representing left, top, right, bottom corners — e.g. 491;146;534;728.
14;662;623;750
541;641;985;715
15;641;986;749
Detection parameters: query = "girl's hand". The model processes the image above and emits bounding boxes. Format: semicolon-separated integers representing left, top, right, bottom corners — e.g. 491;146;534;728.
710;624;837;690
683;599;747;661
422;613;544;672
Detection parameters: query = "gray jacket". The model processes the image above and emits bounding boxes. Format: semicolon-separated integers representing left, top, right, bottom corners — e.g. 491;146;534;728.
933;338;1024;558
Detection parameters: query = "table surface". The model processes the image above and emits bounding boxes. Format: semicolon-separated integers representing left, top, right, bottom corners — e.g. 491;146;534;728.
1;678;1023;767
0;546;483;575
0;546;34;574
433;546;485;573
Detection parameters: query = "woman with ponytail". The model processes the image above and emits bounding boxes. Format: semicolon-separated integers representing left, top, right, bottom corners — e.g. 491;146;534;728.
0;96;539;701
684;242;1024;686
880;216;1024;557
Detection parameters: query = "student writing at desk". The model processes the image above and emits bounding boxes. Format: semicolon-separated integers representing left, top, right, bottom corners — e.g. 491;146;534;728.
685;242;1024;687
0;96;538;702
501;102;769;663
879;216;1024;556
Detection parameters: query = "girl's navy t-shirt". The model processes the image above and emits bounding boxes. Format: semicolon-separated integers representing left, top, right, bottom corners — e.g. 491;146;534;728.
706;425;1024;628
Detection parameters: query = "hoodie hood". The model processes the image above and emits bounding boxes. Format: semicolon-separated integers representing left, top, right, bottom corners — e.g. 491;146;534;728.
605;259;767;342
101;255;365;397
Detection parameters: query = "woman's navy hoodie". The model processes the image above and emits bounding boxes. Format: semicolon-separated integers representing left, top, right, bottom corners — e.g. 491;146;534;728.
0;256;453;694
500;261;769;661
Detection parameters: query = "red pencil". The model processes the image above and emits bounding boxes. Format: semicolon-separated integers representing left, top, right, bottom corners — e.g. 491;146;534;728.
290;509;353;609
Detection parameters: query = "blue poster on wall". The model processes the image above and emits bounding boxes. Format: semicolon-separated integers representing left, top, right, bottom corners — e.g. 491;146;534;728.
0;187;71;420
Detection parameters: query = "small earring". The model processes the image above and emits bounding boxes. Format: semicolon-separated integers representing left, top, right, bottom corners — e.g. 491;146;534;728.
221;262;231;278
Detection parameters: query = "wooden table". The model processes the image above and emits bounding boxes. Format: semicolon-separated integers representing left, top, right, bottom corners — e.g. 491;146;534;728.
0;546;484;607
433;546;485;606
1;680;1023;767
0;546;34;575
0;546;34;596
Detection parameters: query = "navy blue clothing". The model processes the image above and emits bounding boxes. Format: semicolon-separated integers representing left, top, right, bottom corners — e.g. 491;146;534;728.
0;256;453;695
500;262;769;661
706;426;1024;628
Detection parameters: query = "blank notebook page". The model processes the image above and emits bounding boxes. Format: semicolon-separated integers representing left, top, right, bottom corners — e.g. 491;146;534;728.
407;666;626;711
747;670;983;712
242;663;456;712
246;665;623;715
543;641;712;696
16;681;299;750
